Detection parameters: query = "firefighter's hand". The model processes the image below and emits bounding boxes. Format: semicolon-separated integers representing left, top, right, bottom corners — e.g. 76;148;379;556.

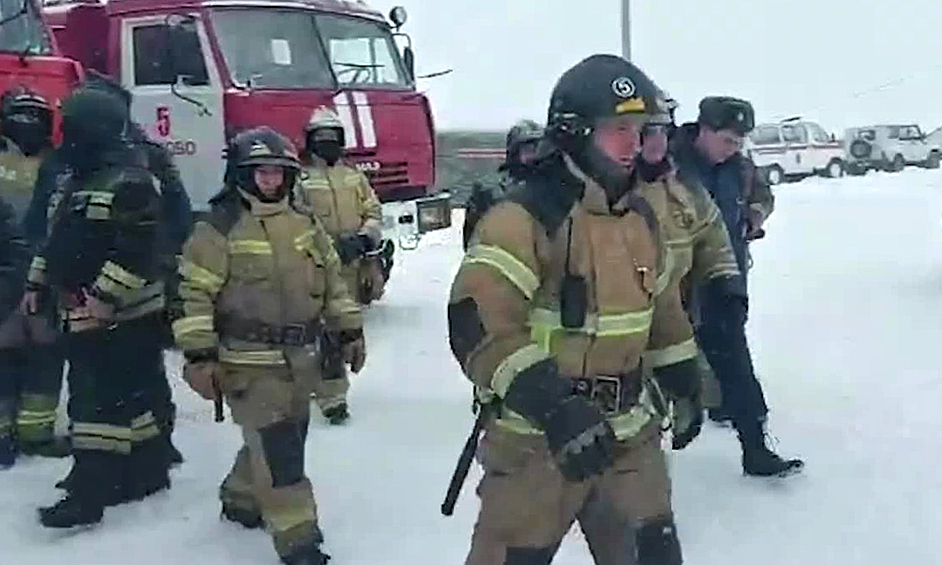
746;208;765;240
20;290;40;315
339;329;366;373
671;396;703;450
82;290;114;320
183;360;222;401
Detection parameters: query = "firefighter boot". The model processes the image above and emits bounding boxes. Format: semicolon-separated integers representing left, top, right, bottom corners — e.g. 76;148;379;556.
322;402;349;426
281;542;331;565
0;434;15;469
736;420;804;477
221;502;264;529
38;453;114;528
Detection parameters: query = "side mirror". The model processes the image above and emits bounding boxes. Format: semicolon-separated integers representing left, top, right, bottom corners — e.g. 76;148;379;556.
403;45;415;80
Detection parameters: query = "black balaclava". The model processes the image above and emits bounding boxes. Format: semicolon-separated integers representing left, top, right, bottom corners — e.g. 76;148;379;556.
3;110;50;156
308;128;343;165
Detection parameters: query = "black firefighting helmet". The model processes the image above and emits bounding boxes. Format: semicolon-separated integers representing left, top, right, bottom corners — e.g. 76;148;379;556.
698;96;755;135
60;87;129;147
227;126;301;202
0;89;52;155
545;54;667;196
499;119;543;176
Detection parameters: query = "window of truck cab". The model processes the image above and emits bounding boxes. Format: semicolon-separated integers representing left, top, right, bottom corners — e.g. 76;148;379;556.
315;13;410;89
130;20;210;87
0;0;52;55
209;8;333;89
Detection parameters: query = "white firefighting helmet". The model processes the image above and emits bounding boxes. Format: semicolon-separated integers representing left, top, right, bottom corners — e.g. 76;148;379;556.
305;106;346;146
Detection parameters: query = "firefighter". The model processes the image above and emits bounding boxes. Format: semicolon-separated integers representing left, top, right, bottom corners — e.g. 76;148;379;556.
0;193;30;467
23;87;171;527
84;70;192;466
173;126;363;565
669;96;803;477
295;105;382;424
0;89;70;465
448;54;702;565
462;119;543;250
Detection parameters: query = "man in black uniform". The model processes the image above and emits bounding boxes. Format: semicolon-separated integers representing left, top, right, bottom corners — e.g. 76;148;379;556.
670;96;803;477
24;87;171;527
84;70;192;466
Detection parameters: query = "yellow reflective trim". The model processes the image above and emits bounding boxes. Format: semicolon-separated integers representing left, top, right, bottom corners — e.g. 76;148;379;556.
72;436;131;454
491;343;552;398
15;411;57;426
293;230;316;253
76;191;115;207
179;258;225;293
654;249;676;297
219;347;287;365
266;503;317;532
645;337;699;369
528;307;654;340
463;244;539;300
494;382;657;439
172;315;215;338
72;422;132;441
229;240;273;255
101;260;146;289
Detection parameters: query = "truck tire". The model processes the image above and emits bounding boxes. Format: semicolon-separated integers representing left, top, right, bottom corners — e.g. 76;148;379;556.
825;159;844;178
924;151;940;169
765;165;784;186
849;139;872;159
889;154;905;172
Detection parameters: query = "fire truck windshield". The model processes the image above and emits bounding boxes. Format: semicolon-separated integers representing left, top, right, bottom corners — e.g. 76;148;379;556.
210;8;409;90
0;0;52;55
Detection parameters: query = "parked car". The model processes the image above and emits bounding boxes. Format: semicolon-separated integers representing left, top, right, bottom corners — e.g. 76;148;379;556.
744;117;845;185
844;124;941;175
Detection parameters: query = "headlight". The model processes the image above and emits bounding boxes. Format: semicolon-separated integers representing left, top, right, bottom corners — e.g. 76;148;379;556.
417;196;451;234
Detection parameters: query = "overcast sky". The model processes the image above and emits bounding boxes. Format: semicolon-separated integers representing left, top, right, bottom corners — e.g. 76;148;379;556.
372;0;942;135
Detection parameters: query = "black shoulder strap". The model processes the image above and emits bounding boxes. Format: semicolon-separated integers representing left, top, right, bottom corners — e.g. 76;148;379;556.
206;192;243;236
506;165;581;236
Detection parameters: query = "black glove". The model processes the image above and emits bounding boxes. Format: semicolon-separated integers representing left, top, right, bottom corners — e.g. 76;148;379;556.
698;276;748;330
335;234;366;265
504;358;616;481
653;358;703;450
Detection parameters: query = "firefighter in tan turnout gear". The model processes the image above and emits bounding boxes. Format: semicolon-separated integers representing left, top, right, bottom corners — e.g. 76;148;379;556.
447;54;703;565
295;106;383;425
0;89;69;466
173;127;364;565
635;95;741;435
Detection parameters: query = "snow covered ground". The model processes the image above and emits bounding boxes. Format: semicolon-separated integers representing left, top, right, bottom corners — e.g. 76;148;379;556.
4;167;942;564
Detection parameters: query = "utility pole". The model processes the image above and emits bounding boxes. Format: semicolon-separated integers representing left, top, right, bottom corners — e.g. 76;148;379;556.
621;0;631;60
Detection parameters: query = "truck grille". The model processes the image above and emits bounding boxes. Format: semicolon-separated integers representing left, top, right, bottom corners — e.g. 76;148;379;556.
367;161;409;188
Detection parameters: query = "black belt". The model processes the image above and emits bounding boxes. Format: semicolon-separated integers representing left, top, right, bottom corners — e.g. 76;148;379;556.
571;368;643;416
219;315;322;346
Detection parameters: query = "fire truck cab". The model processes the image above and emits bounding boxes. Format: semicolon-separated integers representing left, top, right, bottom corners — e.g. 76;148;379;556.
39;0;450;255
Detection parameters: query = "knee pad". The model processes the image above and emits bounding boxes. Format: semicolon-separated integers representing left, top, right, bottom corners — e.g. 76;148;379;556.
636;516;682;565
503;545;557;565
259;420;305;488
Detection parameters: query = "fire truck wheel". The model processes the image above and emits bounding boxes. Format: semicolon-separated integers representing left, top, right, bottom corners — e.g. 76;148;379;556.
765;165;784;186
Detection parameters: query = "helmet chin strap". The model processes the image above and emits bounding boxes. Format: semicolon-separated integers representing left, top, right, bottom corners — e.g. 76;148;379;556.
564;139;635;205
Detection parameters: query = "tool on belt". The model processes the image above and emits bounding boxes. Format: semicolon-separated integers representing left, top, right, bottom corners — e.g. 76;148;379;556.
441;401;492;516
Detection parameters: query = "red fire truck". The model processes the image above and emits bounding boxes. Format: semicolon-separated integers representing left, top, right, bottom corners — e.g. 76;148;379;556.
1;0;449;257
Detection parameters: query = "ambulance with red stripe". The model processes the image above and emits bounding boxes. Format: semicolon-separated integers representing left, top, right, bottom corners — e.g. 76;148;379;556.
18;0;450;261
744;117;845;185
